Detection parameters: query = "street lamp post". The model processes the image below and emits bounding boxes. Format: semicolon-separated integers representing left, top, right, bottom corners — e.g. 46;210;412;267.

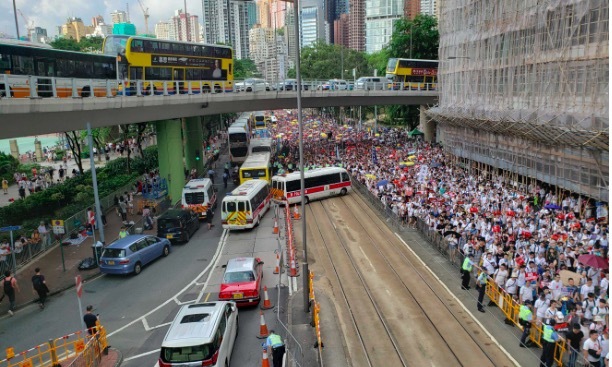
12;0;20;40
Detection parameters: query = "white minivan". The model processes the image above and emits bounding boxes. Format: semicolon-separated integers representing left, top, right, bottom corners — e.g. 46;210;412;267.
158;302;238;367
355;76;387;90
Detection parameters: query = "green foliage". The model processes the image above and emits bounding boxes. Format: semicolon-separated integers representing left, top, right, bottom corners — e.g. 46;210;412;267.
50;37;81;51
50;36;104;53
234;59;258;79
0;153;19;183
300;40;369;80
286;68;296;78
385;14;439;60
78;36;104;53
367;50;389;79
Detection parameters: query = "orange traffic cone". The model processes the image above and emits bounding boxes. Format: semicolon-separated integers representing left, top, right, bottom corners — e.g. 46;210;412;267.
261;286;274;310
273;217;279;234
273;252;281;274
261;347;271;367
257;311;270;339
293;204;301;220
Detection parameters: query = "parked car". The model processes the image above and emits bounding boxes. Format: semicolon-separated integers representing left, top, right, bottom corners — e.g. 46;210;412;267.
218;257;264;307
99;235;171;275
158;301;238;367
157;209;200;243
235;78;267;92
355;76;387;90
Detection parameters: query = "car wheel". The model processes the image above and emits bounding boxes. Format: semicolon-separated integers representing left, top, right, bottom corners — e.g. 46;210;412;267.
162;245;170;257
340;188;347;196
133;262;142;275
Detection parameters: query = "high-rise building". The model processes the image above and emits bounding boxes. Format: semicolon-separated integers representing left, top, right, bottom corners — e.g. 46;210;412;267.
155;21;171;40
28;27;49;43
60;17;93;42
428;0;609;201
404;0;420;20
202;0;250;58
110;10;128;24
91;15;105;28
170;10;201;42
301;0;326;47
250;25;288;81
271;0;286;29
419;0;437;17
91;23;113;37
258;0;271;28
232;2;250;59
284;5;297;69
247;2;258;29
333;13;349;47
348;0;365;51
365;0;402;52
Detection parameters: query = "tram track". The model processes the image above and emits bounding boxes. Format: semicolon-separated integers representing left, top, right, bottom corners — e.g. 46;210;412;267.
304;192;515;366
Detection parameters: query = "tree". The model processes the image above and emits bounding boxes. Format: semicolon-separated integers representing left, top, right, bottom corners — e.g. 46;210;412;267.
386;14;439;60
134;122;148;157
286;68;296;78
79;36;104;53
50;38;80;51
367;50;389;79
65;131;84;174
300;40;368;80
234;59;258;79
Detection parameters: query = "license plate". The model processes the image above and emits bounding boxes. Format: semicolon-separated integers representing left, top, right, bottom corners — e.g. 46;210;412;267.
107;261;115;265
166;234;172;239
233;293;243;299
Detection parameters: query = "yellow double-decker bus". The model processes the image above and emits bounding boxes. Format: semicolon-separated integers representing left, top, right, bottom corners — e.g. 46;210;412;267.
103;35;233;95
239;152;271;185
386;58;438;90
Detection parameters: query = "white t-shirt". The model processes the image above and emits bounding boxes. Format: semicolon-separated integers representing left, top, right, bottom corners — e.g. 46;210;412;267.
535;298;549;318
583;338;601;362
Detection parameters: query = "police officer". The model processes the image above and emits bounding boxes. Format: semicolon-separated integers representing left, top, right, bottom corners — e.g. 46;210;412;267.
265;330;285;367
540;320;559;367
461;253;474;290
519;300;534;348
476;270;488;313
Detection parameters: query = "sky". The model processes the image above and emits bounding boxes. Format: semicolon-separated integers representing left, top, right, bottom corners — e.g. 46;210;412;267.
0;0;203;38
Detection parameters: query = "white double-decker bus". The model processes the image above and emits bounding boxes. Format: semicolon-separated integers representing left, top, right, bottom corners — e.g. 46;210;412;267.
228;113;251;165
221;179;272;230
271;167;352;205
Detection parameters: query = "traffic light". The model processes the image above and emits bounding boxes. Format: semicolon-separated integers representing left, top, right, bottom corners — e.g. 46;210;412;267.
195;150;201;161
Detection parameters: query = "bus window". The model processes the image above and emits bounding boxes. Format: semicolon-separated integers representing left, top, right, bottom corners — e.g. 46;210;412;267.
173;69;184;81
130;67;143;80
131;39;144;52
12;55;34;75
0;53;10;73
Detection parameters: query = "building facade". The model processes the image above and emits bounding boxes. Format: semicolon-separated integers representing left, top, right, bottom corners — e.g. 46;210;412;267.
404;0;420;20
348;0;365;51
333;13;349;47
364;0;402;53
60;17;93;42
428;0;609;201
155;21;171;40
110;10;128;24
301;0;327;47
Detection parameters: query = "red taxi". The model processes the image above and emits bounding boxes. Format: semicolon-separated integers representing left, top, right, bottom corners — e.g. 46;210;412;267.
218;257;264;307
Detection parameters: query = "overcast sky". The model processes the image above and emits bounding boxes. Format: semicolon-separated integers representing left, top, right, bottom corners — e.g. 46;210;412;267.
0;0;202;38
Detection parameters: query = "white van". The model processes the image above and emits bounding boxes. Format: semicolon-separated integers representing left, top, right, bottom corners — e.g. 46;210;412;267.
158;302;238;367
355;76;387;90
182;178;216;219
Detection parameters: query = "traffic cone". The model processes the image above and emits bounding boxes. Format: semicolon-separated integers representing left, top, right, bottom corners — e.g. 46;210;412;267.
257;311;270;338
261;347;271;367
273;217;279;234
261;286;274;310
273;252;281;274
293;204;301;220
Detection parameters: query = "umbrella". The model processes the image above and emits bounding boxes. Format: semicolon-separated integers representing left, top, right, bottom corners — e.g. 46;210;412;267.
376;179;389;187
399;161;415;167
365;174;376;180
406;155;417;160
578;254;609;269
544;203;562;210
443;230;461;238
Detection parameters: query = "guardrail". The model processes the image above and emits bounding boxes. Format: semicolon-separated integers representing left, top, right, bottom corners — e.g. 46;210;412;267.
0;322;108;367
308;271;324;361
1;74;437;99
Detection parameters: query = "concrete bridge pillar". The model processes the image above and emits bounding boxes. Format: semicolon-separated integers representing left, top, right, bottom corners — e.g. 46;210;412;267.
156;119;185;203
34;139;43;162
183;116;204;176
9;140;19;160
419;105;436;142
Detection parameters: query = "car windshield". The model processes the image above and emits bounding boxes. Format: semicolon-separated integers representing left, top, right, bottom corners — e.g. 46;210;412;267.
158;219;181;230
102;248;126;258
224;271;255;283
161;344;213;363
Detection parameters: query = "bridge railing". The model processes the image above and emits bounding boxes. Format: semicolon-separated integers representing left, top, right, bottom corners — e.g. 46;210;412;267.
1;74;437;99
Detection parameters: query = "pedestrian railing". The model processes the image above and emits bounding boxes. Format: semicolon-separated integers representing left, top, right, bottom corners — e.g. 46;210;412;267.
0;322;108;367
308;270;324;362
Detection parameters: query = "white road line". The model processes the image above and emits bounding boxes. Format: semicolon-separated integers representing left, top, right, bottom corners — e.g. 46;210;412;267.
107;229;229;338
175;298;198;306
123;349;161;362
394;233;520;366
143;321;173;332
196;229;230;303
359;246;376;271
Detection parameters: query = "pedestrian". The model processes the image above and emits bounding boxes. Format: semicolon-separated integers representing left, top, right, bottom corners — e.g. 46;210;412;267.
519;300;534;348
119;197;128;222
83;305;99;335
584;330;602;366
461;253;474;290
540;320;560;367
208;168;215;183
206;206;214;230
1;178;8;194
18;185;26;200
565;323;584;367
119;226;128;239
58;165;65;181
31;267;49;309
100;205;107;225
125;191;134;215
265;330;285;367
38;221;50;247
476;270;488;313
3;270;19;316
223;171;229;188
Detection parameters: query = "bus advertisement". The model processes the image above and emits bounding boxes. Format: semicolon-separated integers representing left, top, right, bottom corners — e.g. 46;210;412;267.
385;58;438;90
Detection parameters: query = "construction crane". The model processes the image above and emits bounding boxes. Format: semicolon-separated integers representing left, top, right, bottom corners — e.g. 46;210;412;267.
137;0;150;34
16;9;34;39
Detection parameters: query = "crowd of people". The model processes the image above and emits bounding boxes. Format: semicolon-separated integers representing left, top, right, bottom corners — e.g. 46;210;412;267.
267;109;608;365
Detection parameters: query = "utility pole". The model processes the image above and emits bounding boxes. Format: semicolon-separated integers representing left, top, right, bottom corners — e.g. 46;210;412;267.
12;0;20;39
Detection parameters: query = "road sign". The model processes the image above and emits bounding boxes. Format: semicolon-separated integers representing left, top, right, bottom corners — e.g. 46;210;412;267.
52;219;65;235
0;226;21;232
75;275;83;298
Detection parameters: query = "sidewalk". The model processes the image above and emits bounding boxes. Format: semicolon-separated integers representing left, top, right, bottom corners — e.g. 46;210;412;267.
0;195;155;315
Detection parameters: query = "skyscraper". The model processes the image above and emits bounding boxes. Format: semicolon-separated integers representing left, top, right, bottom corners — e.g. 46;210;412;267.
333;13;349;47
60;17;93;42
155;21;171;40
404;0;420;20
348;0;365;51
301;0;326;47
202;0;250;58
365;0;402;52
110;10;128;24
258;0;271;28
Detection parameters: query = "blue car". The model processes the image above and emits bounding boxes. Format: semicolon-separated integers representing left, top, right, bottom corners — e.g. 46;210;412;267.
99;235;172;275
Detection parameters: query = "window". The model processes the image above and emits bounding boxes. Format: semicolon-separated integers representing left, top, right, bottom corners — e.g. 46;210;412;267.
131;39;144;52
136;239;149;251
185;192;205;205
11;55;34;75
129;244;138;253
129;67;143;80
146;237;159;245
102;248;126;258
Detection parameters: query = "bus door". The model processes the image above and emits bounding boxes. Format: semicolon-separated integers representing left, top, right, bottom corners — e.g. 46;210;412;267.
35;58;55;97
173;68;185;93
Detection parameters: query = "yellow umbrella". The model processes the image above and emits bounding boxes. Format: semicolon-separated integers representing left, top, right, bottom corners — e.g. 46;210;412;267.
320;133;327;138
375;133;380;137
365;174;376;180
400;161;415;166
406;155;417;160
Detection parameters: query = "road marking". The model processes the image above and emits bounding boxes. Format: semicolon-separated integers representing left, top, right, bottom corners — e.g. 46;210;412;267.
195;229;230;303
359;246;375;272
123;349;161;362
394;233;520;366
108;229;229;338
204;292;212;302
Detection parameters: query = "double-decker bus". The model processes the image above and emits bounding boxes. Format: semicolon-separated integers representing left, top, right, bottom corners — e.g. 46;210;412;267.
0;41;116;98
221;179;271;230
102;35;233;95
271;167;352;205
249;138;274;155
385;58;438;90
228;113;252;165
251;111;266;130
239;152;271;185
